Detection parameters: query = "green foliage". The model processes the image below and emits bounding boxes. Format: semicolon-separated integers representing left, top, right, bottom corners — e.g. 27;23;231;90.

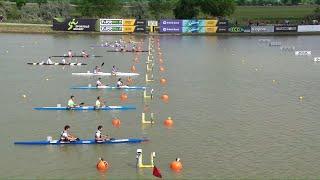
37;0;47;7
200;0;236;17
16;0;26;10
123;0;149;19
77;0;121;18
316;0;320;4
173;0;200;19
149;0;174;19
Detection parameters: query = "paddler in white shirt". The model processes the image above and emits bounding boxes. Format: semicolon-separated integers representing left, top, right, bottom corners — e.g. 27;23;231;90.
96;78;103;87
46;57;53;64
112;65;118;75
60;125;79;142
117;78;123;87
68;50;72;57
61;57;66;64
95;96;105;108
81;50;89;58
95;125;109;142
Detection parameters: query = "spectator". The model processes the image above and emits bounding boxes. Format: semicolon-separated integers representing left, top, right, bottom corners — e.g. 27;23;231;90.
0;15;3;22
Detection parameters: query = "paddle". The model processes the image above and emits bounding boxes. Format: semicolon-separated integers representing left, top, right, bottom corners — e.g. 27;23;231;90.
101;62;104;67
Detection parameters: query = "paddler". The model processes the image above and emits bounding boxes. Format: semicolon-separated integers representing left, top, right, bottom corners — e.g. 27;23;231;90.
117;78;123;87
95;125;109;142
68;50;72;57
46;57;53;64
112;65;118;75
96;77;103;87
67;95;77;108
61;57;66;64
93;66;101;74
132;45;136;52
95;96;105;108
60;125;79;142
81;50;89;58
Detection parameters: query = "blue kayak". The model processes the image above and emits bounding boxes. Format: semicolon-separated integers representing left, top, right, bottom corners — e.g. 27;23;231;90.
14;138;148;145
33;105;136;111
71;86;146;90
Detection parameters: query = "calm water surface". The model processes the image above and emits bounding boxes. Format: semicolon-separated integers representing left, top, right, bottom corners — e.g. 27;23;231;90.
1;33;320;179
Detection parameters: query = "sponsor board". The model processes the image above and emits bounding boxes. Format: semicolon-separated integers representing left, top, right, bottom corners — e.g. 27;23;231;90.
100;19;146;26
160;20;182;26
217;26;228;33
182;26;217;33
53;18;97;31
100;25;146;33
251;26;274;33
148;20;158;27
274;25;297;32
218;20;228;26
297;25;320;32
182;19;217;27
228;26;250;33
159;26;182;33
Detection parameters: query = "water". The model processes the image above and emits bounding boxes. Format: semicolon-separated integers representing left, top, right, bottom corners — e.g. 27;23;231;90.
1;33;320;179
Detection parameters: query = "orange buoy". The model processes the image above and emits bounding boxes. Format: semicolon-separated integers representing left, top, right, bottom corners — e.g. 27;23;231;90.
164;117;173;127
170;158;182;172
161;94;169;102
120;93;128;101
97;158;109;171
112;118;121;128
160;78;167;85
159;66;165;72
131;65;136;73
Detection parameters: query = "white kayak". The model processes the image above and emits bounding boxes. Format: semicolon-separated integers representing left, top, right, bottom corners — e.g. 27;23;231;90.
72;72;139;77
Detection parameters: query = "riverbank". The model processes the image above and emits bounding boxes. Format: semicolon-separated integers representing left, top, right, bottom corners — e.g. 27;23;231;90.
1;23;320;36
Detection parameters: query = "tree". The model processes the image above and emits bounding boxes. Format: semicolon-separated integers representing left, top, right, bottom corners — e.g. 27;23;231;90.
200;0;235;17
281;0;289;4
149;0;173;19
37;0;47;8
124;0;148;19
173;0;201;19
237;0;246;5
315;0;320;5
291;0;301;5
16;0;26;10
77;0;121;18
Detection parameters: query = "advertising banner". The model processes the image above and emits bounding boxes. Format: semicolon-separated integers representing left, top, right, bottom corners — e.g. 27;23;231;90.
228;26;251;33
182;19;217;27
274;25;297;32
218;20;228;26
217;26;228;33
148;20;158;27
251;26;274;33
53;18;97;31
160;20;182;26
182;26;217;33
100;25;146;33
298;25;320;32
100;19;146;26
159;26;182;33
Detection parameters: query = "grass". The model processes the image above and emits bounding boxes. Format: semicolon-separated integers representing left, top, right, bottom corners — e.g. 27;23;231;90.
231;5;317;24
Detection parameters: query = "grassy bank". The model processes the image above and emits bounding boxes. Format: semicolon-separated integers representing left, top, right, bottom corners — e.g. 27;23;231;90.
231;5;317;24
0;23;53;33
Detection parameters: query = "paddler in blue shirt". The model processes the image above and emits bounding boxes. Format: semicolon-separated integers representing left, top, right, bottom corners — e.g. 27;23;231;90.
95;125;109;142
60;125;79;142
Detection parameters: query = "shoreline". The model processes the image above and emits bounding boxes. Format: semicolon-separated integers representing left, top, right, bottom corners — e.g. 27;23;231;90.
1;23;320;36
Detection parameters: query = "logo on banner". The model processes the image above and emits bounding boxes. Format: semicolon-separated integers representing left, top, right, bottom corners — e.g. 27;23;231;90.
228;27;244;33
68;19;78;30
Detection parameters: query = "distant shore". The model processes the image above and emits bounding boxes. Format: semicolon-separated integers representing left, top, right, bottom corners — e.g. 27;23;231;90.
1;23;320;36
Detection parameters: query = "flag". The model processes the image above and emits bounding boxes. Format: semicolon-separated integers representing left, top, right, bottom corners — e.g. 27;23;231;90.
153;166;162;178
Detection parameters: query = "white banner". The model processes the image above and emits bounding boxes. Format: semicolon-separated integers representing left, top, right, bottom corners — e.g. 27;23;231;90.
298;25;320;32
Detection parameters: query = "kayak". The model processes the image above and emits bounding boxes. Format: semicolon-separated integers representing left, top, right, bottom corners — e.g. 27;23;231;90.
71;86;146;90
51;55;102;58
106;50;148;52
27;62;87;66
33;105;136;111
14;138;148;145
72;72;139;77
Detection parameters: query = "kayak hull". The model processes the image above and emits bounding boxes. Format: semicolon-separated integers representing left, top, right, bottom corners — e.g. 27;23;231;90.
51;55;102;58
33;105;136;111
71;86;146;90
106;50;148;52
27;62;87;66
14;138;148;145
72;72;139;77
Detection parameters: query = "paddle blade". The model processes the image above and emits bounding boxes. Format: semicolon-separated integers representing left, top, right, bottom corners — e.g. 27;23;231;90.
101;62;104;67
153;166;162;178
